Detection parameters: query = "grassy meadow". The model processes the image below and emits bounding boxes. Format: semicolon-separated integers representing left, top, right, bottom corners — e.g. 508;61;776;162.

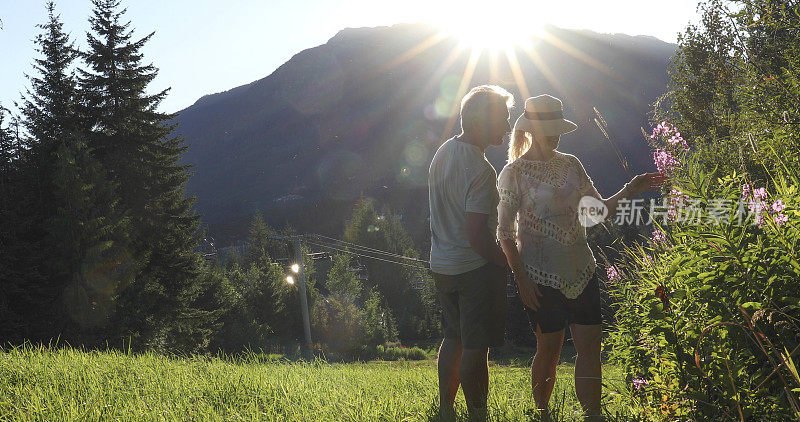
0;346;634;421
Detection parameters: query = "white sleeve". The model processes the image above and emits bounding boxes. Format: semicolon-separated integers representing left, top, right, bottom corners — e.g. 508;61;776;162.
574;156;601;199
465;166;496;214
496;166;521;241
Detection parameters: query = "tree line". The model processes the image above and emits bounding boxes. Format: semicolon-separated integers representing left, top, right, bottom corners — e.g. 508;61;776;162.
0;1;440;354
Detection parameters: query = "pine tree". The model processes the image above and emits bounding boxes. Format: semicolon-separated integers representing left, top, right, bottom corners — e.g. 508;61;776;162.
50;138;134;341
5;2;83;342
343;198;438;341
0;107;15;168
79;0;211;351
21;2;81;153
0;107;25;341
360;288;398;346
242;213;283;267
7;2;133;344
326;253;362;299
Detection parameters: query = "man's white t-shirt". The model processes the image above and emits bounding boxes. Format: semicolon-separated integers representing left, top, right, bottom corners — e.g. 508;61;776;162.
429;137;499;275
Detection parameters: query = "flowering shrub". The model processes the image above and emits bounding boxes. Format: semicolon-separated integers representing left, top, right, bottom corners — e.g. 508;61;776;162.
608;131;800;420
614;3;800;418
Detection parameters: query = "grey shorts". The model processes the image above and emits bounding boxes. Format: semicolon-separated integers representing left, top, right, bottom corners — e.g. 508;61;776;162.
432;263;507;349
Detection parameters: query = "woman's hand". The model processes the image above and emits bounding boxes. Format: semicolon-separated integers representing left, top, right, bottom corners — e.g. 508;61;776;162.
626;172;668;196
515;272;543;311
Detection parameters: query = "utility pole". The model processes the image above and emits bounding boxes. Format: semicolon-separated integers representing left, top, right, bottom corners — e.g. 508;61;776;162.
291;236;312;351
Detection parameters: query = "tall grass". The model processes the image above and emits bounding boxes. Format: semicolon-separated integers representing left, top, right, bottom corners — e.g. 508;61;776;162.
0;345;633;421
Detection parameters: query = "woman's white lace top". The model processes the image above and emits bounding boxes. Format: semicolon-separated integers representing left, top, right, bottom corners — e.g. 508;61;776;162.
496;151;599;299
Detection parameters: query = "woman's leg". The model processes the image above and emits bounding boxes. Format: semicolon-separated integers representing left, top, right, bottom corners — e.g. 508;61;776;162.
571;323;602;418
531;326;565;412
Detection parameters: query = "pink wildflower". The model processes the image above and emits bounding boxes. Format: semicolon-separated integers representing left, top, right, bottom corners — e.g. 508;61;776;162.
742;183;752;199
654;148;679;173
667;189;688;221
607;265;620;282
666;133;689;150
771;199;785;213
775;213;789;225
748;199;766;226
632;378;649;391
652;229;667;244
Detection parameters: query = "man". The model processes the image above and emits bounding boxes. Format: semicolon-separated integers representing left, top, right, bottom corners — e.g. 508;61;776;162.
428;85;513;419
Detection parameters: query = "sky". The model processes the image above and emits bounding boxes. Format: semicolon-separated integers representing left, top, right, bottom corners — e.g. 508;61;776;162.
0;0;700;114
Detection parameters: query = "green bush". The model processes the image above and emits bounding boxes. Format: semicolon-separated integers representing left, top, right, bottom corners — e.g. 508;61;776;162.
351;344;429;361
311;294;364;355
607;2;800;419
608;151;800;420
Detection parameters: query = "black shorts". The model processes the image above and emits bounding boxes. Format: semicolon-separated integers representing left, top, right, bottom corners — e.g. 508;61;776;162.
432;263;507;349
525;270;602;334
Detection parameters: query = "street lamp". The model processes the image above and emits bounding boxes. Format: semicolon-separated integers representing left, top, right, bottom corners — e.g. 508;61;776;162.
291;263;300;273
286;275;295;285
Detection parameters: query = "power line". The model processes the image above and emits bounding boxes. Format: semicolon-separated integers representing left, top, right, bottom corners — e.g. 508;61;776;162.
306;233;429;264
304;239;427;269
304;239;429;270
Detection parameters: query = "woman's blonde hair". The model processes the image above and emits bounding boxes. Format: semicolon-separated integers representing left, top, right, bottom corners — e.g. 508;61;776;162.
508;130;532;162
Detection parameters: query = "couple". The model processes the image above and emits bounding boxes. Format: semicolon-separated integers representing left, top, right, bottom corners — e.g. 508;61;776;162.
428;85;664;420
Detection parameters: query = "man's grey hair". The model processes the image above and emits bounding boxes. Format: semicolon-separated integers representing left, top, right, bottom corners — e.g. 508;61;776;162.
459;85;514;132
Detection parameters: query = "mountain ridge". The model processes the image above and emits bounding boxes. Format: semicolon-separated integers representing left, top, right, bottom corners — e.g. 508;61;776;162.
173;23;676;244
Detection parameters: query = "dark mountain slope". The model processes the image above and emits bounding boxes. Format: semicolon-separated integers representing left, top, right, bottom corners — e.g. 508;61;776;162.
174;23;675;245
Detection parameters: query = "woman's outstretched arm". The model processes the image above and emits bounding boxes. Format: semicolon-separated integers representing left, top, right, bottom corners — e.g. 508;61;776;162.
600;172;668;217
574;155;667;219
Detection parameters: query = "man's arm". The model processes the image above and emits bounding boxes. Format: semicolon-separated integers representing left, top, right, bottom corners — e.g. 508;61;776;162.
465;212;506;267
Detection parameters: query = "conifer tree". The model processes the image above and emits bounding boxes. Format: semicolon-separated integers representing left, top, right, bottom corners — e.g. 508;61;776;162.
6;2;81;341
10;2;132;344
0;107;16;169
79;0;210;350
326;253;363;300
243;213;283;267
0;107;24;340
343;198;438;341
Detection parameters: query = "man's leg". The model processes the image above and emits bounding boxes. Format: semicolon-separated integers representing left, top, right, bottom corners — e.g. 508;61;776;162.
460;347;489;419
458;264;505;419
433;271;462;414
438;337;462;410
571;323;602;419
531;327;565;413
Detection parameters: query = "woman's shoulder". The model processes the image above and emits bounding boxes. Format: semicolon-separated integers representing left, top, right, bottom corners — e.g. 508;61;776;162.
557;151;580;163
498;160;523;184
556;152;587;170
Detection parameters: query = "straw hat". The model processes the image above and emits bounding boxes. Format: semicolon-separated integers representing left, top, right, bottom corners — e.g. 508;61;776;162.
513;94;578;136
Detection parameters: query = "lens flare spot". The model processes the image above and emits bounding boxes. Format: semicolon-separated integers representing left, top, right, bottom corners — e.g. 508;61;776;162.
439;74;461;101
424;104;439;121
434;97;455;118
404;142;427;167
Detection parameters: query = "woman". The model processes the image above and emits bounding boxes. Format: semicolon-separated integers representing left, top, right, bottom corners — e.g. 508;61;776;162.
496;95;665;419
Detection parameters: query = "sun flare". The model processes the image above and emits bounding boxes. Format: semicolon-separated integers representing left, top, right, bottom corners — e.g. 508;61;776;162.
437;9;547;52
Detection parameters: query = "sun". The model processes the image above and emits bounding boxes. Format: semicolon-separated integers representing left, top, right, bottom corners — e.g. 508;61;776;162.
436;9;547;52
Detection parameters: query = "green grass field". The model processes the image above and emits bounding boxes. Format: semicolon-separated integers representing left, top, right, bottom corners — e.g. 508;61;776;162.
0;346;633;421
